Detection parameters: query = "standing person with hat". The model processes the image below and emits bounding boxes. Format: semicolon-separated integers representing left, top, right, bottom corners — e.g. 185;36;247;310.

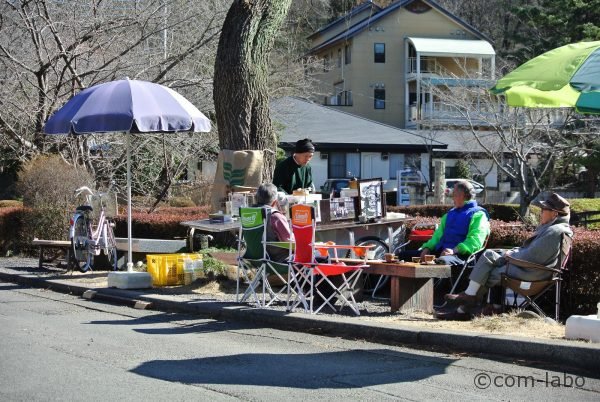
273;138;315;194
437;193;573;320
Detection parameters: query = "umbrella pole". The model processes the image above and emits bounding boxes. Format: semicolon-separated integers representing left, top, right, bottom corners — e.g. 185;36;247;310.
127;134;133;271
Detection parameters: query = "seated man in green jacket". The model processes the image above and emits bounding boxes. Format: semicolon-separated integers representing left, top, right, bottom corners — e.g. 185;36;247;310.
273;138;314;194
417;180;489;266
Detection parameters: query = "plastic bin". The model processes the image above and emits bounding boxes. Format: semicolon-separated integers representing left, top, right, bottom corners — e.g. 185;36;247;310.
146;253;203;286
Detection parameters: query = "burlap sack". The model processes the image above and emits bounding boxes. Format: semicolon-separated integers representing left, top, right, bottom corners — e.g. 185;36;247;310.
210;150;263;212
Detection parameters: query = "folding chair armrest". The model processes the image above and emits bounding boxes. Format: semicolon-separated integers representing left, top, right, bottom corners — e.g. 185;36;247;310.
505;255;561;274
311;243;374;250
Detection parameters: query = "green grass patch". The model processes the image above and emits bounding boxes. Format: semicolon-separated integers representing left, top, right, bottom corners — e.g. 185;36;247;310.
569;198;600;229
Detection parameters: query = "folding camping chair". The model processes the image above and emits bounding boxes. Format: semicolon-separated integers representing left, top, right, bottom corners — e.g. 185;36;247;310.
500;233;572;321
236;206;292;307
433;233;489;308
286;204;369;315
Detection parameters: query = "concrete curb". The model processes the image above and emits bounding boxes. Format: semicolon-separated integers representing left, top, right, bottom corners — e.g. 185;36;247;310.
1;271;598;371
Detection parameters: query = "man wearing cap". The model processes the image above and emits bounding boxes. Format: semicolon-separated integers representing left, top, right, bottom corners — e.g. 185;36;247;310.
273;138;315;194
438;193;573;320
416;180;490;266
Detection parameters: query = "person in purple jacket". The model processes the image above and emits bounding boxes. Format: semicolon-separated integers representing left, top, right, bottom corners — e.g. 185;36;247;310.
255;183;293;263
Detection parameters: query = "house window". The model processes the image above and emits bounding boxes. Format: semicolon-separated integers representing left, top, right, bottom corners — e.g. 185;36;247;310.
329;152;346;177
344;44;351;65
389;154;404;179
329;152;360;178
329;88;353;106
337;48;342;68
374;89;385;109
346;153;360;177
374;43;385;63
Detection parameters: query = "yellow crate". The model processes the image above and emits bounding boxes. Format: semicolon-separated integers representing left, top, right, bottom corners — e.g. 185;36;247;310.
146;253;203;286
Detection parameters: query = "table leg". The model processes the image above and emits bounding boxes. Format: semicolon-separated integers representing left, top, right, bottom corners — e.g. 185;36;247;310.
390;277;400;312
397;278;434;313
38;247;44;269
188;228;195;252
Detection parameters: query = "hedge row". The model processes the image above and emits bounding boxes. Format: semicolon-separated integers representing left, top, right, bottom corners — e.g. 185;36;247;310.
388;204;523;222
0;206;210;253
113;206;210;239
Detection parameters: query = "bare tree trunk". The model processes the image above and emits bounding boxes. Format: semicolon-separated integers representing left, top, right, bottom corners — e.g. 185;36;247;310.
213;0;292;182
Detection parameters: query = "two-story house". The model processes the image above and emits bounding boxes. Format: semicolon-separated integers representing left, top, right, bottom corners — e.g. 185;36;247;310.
307;0;496;129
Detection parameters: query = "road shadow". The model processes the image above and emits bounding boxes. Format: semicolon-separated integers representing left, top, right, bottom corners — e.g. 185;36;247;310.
131;348;455;389
87;311;249;335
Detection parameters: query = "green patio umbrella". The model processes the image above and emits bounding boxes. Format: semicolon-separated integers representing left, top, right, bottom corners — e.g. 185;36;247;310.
490;41;600;113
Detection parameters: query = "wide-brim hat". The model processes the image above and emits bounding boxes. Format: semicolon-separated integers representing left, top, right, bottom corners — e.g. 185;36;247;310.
534;193;570;215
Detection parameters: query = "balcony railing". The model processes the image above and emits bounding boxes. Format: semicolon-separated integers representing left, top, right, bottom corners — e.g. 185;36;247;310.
409;101;569;127
407;57;490;80
323;91;353;106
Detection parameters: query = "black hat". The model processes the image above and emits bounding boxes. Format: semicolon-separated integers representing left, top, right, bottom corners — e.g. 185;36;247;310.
534;193;570;216
295;138;315;153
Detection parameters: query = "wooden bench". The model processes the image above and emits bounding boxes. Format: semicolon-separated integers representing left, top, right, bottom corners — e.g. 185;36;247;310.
32;238;188;270
337;258;451;313
365;261;451;313
31;238;71;269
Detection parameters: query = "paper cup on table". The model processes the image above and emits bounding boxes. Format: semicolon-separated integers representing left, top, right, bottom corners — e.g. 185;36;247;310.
384;253;395;263
424;255;435;263
412;257;421;264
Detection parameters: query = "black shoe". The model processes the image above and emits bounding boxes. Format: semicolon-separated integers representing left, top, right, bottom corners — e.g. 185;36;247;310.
444;292;478;306
435;308;473;321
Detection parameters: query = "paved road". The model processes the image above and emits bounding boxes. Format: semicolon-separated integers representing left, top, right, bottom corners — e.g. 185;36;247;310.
1;281;598;401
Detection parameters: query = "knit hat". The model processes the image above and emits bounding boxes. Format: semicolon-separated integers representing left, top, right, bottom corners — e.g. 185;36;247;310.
534;193;570;216
295;138;315;153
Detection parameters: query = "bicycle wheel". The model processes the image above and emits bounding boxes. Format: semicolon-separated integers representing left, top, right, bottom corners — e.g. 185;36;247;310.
71;214;92;272
346;237;389;294
104;221;118;270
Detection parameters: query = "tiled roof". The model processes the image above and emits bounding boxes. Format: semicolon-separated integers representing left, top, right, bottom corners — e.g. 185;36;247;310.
270;96;446;152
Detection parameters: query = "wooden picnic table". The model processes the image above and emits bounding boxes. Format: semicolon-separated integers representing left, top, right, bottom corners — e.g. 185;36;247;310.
336;258;451;313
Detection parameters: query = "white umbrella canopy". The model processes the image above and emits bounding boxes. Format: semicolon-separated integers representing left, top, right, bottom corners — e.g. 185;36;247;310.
44;78;212;267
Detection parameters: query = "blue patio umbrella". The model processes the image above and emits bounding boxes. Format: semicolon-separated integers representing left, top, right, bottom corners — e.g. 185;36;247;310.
44;78;211;267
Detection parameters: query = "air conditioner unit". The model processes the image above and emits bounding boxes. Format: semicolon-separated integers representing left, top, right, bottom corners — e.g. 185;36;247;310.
329;96;338;105
410;105;418;121
381;152;389;160
320;153;329;160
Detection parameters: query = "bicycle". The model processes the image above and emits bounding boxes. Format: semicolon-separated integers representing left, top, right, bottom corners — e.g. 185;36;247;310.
70;186;118;272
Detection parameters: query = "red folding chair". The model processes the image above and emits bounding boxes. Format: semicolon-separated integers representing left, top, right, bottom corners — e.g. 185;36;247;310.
287;204;369;315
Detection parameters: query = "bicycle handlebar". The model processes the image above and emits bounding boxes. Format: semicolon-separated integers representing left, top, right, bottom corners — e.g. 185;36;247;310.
74;186;95;197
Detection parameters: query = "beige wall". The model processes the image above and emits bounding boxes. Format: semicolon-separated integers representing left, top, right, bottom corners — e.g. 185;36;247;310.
311;6;485;128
